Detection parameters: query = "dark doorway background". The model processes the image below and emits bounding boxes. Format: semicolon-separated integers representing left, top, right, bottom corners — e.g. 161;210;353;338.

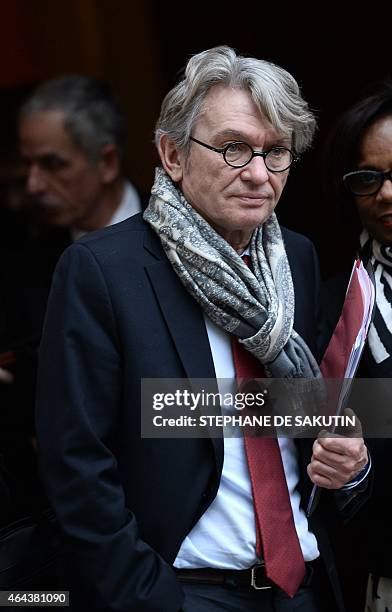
1;0;390;277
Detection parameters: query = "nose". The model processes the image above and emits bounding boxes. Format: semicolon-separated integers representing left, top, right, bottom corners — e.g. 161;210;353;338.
26;164;46;195
377;175;392;202
240;155;270;185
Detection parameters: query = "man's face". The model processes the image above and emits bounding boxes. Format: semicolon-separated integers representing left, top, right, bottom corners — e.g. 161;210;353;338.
162;85;291;246
355;115;392;245
19;109;104;228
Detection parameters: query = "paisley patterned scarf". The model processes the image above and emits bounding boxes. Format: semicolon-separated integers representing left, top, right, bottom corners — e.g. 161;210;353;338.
144;167;321;379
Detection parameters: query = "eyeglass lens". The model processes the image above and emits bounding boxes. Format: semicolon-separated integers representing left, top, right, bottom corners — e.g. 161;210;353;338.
345;171;384;196
224;142;292;171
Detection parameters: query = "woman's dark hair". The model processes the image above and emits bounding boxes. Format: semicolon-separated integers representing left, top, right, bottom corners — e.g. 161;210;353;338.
325;79;392;240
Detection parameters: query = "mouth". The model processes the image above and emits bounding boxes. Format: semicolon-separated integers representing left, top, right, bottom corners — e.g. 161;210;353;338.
234;193;271;205
378;214;392;227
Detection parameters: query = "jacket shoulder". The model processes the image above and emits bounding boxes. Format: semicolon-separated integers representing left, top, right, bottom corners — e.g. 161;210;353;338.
281;225;315;252
79;214;147;248
56;214;163;273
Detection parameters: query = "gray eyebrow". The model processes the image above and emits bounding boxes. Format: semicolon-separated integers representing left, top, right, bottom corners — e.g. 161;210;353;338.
212;129;291;148
212;129;247;141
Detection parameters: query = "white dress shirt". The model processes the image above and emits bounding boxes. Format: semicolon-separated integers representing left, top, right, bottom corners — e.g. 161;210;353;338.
174;316;320;569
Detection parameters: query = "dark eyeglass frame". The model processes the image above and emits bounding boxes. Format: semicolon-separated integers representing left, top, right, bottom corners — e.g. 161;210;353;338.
343;169;392;196
189;136;298;172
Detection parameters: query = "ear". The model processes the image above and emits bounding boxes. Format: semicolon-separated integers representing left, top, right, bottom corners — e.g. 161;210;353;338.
97;144;121;184
158;135;184;182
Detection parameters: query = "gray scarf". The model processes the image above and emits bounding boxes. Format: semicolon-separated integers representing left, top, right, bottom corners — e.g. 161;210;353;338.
144;167;321;380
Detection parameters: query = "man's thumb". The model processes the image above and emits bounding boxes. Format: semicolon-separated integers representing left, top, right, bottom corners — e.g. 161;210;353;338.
341;407;363;437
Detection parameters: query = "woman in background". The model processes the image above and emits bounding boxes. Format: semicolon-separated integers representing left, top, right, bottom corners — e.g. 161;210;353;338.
321;80;392;612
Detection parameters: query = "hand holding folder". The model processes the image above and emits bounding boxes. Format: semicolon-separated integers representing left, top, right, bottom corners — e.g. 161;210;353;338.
307;259;375;516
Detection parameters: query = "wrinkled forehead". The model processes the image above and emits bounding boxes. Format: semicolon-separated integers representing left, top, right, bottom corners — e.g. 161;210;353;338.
19;109;83;159
196;85;291;143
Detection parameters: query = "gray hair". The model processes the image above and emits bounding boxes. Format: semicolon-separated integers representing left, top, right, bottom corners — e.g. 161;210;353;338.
19;75;126;162
155;46;316;154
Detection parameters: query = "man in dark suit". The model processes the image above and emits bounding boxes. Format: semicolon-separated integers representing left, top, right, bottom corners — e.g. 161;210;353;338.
18;75;141;239
0;77;142;528
17;74;142;334
36;47;370;612
1;75;142;378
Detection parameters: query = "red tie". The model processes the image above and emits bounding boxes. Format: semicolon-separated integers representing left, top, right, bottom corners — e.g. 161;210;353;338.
232;255;305;598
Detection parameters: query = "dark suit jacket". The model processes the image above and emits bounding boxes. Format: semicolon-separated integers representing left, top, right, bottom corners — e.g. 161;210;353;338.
321;270;392;584
36;215;363;611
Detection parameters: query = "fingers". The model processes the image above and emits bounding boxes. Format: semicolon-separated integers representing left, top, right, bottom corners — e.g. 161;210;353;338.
307;455;367;489
307;426;368;489
316;431;365;456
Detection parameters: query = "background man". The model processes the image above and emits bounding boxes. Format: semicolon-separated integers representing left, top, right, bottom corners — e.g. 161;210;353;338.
16;75;142;331
1;74;142;358
36;47;370;611
19;74;141;240
0;76;141;533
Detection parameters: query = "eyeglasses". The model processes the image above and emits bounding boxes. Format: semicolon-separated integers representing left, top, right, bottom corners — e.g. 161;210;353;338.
343;169;392;196
189;137;297;172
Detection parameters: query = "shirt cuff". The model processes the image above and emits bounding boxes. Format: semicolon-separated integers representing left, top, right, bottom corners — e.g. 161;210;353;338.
340;454;372;491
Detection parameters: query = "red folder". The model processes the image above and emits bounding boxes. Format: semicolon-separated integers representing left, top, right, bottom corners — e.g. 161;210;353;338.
320;260;365;379
307;259;375;516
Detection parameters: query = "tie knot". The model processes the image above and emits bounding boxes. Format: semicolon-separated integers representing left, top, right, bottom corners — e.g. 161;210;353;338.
242;254;251;268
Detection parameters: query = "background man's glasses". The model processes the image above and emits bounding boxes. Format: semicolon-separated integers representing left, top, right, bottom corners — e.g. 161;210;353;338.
343;169;392;196
190;137;297;172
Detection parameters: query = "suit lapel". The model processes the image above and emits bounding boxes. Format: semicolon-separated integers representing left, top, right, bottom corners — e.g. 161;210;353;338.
145;259;215;380
144;230;223;471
